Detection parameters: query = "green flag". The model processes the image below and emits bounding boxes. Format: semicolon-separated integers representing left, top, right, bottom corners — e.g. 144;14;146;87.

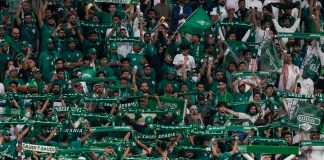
178;7;212;34
290;101;323;132
259;43;282;72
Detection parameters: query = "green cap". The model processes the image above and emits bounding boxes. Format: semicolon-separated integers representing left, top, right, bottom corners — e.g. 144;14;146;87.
2;130;10;136
45;38;54;44
32;69;41;74
21;41;29;46
0;25;4;29
67;37;77;43
0;41;9;47
87;48;97;54
110;42;118;50
26;80;38;88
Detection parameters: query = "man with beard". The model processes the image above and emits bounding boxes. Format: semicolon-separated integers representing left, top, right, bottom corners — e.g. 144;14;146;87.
16;11;40;55
16;41;35;66
210;101;233;126
49;68;69;93
142;33;157;56
3;66;25;87
301;129;324;160
212;79;234;106
231;78;255;113
29;69;46;94
81;30;104;56
136;64;156;94
4;28;21;56
225;103;261;126
185;105;204;124
0;130;18;157
157;68;180;95
48;58;70;83
51;26;67;53
271;9;301;45
0;41;13;80
39;38;62;83
98;56;115;77
212;0;227;21
38;9;56;53
62;37;83;74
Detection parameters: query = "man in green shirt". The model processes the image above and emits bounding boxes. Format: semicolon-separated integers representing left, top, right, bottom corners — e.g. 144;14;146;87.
16;12;39;55
210;101;233;125
38;38;62;83
62;37;83;73
81;30;104;55
79;55;96;79
3;67;25;87
213;79;234;106
231;79;255;113
211;136;239;160
0;41;13;73
142;33;157;56
29;69;46;94
157;68;180;95
49;68;69;94
15;41;36;66
0;130;17;157
107;42;123;75
98;55;115;77
136;64;156;94
126;43;144;68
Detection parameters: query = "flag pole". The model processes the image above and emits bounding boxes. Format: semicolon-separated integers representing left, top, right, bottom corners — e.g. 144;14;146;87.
170;6;203;40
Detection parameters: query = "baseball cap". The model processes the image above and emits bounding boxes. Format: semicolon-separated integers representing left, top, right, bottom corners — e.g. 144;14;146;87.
87;48;97;55
110;42;118;50
2;130;10;136
21;41;29;46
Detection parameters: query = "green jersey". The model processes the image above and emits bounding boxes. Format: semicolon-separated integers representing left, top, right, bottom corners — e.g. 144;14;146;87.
125;52;144;68
210;112;233;125
20;23;39;48
38;50;62;82
0;52;13;71
40;24;55;53
233;91;252;113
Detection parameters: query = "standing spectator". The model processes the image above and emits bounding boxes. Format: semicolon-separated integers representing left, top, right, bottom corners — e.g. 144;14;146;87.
171;0;192;31
16;9;39;55
38;38;62;83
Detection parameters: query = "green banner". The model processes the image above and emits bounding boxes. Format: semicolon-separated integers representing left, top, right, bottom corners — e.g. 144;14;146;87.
232;71;271;78
22;143;57;153
55;107;85;113
291;101;323;132
178;7;212;34
228;100;266;106
159;96;187;123
137;132;179;139
276;32;321;39
259;43;282;72
238;145;299;154
250;137;287;145
94;0;137;4
0;107;26;116
301;140;324;146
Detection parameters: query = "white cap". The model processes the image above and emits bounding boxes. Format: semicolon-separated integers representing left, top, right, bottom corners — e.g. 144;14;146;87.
161;22;169;29
210;8;217;16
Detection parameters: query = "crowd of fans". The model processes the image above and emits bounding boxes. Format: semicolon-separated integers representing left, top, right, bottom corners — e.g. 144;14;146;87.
0;0;323;159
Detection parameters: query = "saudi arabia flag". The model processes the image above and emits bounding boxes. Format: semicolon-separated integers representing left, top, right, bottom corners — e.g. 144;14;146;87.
178;7;212;34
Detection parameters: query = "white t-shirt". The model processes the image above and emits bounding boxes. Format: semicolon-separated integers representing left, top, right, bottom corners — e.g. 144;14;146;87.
173;54;196;76
238;113;259;126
